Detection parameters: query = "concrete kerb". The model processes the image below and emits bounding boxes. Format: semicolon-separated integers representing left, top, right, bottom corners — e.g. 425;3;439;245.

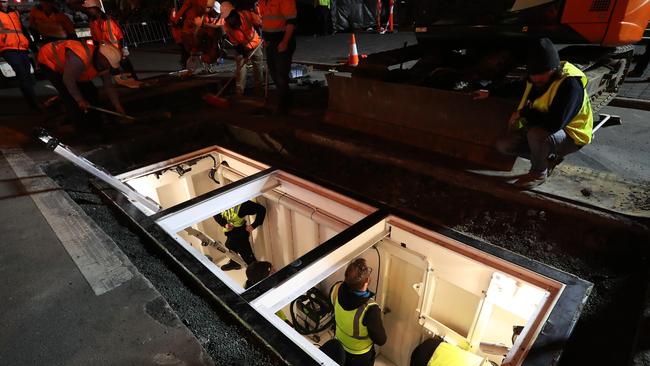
291;129;650;235
609;96;650;111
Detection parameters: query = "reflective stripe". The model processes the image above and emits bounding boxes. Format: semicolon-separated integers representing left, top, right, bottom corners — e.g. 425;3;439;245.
39;40;97;80
106;18;117;44
49;40;91;69
331;282;377;354
0;11;29;52
222;204;246;232
352;303;367;339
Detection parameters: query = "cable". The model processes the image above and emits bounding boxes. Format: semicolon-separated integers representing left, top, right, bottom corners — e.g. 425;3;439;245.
373;246;381;296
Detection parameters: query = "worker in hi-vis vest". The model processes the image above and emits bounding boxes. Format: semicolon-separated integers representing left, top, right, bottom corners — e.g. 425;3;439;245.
28;0;75;45
213;200;266;271
495;37;593;189
0;0;40;110
224;8;263;97
314;0;330;36
82;0;138;81
37;39;124;130
330;258;387;366
259;0;297;114
410;336;489;366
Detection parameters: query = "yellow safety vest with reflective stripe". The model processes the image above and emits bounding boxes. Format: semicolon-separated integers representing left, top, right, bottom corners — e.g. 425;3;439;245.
516;61;593;145
331;282;377;355
221;204;246;232
276;309;288;321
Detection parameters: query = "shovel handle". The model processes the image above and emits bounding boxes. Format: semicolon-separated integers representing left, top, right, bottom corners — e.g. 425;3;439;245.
88;105;137;121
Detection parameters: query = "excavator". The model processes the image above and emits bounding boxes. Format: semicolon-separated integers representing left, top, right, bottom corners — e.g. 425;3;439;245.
325;0;650;169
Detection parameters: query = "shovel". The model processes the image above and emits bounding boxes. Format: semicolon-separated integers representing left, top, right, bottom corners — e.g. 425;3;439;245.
88;105;136;121
203;42;264;110
88;105;172;124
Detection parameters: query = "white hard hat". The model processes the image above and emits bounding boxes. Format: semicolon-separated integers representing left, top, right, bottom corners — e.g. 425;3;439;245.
82;0;102;8
212;1;221;13
98;44;121;68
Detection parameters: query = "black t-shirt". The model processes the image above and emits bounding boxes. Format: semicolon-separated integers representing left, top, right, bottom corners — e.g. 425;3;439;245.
522;76;584;133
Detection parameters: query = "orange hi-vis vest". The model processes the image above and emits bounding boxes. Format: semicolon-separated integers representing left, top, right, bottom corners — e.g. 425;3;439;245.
259;0;296;33
0;11;29;52
90;17;123;49
227;11;261;51
37;40;98;81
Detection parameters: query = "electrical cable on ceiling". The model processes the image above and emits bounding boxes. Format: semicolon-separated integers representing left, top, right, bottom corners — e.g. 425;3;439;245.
373;246;381;296
154;154;219;179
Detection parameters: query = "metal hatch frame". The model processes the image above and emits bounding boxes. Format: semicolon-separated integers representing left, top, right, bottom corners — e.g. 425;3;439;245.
51;140;591;366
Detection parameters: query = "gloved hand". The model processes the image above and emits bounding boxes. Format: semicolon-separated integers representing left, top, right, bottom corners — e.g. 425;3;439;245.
77;99;90;112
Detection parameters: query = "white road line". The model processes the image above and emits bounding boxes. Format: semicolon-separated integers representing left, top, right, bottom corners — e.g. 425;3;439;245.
2;148;135;296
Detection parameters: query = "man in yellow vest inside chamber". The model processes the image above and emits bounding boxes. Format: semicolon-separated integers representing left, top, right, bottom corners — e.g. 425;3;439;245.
214;200;266;271
496;37;593;189
330;258;387;366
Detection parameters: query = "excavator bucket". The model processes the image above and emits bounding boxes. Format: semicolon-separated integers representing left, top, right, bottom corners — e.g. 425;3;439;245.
325;74;518;171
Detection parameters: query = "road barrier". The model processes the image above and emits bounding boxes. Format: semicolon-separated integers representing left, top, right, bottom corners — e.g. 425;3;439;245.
121;21;172;47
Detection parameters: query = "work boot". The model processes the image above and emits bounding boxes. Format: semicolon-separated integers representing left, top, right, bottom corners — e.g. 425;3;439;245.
513;171;547;190
221;260;242;271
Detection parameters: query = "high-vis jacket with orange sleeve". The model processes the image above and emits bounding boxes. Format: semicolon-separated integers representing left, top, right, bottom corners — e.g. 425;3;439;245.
37;40;98;81
0;10;29;53
28;6;74;39
90;17;123;49
259;0;297;33
226;10;261;52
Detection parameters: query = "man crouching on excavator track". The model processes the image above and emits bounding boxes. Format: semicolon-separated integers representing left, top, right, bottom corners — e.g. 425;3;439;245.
496;38;593;189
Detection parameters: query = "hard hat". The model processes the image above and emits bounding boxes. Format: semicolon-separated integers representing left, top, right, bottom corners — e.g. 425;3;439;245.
212;1;220;14
82;0;101;8
98;44;121;68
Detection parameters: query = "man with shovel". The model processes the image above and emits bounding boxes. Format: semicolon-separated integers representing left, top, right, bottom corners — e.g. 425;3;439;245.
37;39;126;132
224;8;264;97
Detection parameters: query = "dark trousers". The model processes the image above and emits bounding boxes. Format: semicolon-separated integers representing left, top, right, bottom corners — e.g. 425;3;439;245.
2;49;38;109
40;65;101;129
225;227;257;265
316;6;331;35
344;347;376;366
265;35;296;113
177;42;190;68
120;57;138;80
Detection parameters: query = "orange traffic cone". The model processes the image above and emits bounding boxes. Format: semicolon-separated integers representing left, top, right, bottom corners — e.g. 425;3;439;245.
348;33;359;67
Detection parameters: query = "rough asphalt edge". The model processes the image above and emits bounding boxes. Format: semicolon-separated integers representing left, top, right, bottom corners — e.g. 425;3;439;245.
42;161;284;366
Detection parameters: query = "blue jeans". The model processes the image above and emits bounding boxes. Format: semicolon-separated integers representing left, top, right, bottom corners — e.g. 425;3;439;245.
1;49;38;109
496;127;582;174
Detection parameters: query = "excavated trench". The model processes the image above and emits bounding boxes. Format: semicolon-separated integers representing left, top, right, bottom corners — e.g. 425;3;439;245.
41;115;649;365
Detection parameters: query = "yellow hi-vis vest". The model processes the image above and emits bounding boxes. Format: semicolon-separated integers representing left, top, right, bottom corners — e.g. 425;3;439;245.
517;61;593;145
221;204;246;232
331;282;377;355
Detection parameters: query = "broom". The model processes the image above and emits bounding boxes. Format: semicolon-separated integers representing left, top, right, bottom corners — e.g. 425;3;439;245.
203;42;263;110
